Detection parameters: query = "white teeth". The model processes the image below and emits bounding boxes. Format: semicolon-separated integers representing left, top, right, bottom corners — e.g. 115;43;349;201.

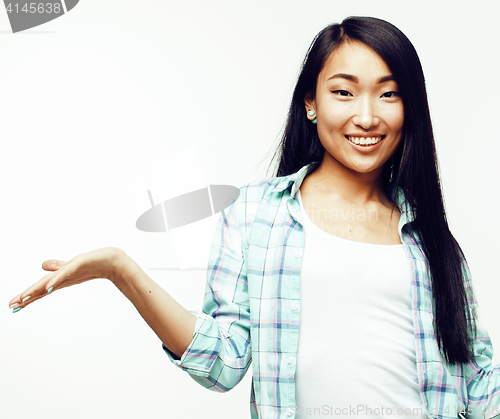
347;136;383;146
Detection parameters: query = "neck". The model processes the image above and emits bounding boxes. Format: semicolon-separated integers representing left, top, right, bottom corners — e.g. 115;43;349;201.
309;156;390;207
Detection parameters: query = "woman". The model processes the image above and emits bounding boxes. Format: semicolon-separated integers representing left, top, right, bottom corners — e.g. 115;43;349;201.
9;16;500;419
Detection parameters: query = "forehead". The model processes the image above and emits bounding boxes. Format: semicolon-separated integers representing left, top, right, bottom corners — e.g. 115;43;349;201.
319;40;393;81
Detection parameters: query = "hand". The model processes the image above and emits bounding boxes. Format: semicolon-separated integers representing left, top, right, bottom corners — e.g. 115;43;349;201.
9;247;123;312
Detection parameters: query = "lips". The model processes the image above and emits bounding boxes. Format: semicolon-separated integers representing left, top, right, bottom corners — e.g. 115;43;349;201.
345;135;386;146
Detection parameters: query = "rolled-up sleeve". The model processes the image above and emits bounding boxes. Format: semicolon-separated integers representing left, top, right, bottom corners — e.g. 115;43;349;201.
163;186;252;393
461;261;500;418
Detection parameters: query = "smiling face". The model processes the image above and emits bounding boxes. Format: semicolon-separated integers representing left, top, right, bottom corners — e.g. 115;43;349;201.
305;40;404;179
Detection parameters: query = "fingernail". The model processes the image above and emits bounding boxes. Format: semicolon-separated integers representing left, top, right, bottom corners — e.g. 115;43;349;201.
47;287;53;294
22;296;31;303
12;307;22;313
9;303;19;309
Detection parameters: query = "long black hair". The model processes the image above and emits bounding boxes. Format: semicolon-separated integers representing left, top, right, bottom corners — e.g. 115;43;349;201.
270;16;475;365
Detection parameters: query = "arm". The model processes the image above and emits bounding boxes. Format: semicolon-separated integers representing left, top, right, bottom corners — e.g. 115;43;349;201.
8;247;196;359
109;250;197;358
9;186;253;391
161;187;253;392
463;322;500;419
460;261;500;418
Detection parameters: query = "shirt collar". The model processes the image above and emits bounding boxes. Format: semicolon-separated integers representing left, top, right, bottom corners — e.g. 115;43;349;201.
266;162;320;196
275;161;415;229
385;184;416;228
290;161;321;199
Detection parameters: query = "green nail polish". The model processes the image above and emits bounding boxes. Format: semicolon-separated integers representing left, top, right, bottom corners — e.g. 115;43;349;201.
47;287;54;293
12;307;22;313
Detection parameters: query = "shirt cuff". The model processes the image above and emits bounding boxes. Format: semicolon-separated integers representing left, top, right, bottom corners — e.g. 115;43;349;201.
162;311;221;377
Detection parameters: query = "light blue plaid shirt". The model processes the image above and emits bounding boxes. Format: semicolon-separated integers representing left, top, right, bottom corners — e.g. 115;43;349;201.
163;162;500;419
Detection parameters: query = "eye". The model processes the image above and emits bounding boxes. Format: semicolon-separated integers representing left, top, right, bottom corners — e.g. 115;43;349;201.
331;90;352;97
381;91;399;98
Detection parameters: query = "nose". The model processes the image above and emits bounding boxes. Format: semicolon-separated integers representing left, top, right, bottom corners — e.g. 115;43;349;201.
352;97;379;130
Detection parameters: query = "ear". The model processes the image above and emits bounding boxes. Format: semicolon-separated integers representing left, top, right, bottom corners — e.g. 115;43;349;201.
304;93;316;122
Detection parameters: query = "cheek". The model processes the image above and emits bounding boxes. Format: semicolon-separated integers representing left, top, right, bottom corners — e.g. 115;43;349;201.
317;100;352;130
387;105;404;133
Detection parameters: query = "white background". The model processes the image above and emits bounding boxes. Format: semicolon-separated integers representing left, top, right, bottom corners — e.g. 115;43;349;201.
1;1;499;418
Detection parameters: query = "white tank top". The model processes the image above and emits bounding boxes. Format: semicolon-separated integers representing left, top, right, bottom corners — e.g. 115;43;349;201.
295;190;427;419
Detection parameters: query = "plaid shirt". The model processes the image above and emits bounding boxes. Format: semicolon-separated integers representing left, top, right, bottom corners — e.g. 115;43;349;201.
163;162;500;419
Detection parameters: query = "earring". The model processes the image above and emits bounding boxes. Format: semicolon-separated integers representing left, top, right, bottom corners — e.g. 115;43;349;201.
307;110;317;124
389;156;395;182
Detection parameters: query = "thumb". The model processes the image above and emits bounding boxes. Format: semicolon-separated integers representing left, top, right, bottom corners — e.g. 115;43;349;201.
42;259;68;271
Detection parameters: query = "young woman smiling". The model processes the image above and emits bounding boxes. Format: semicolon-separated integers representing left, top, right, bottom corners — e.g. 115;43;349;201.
9;16;500;419
300;39;404;247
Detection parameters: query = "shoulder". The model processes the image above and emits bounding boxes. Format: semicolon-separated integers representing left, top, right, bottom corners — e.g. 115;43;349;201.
238;175;293;203
227;164;313;232
237;162;317;204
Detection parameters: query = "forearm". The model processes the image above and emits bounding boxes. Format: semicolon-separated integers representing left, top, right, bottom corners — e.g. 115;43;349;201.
109;249;196;358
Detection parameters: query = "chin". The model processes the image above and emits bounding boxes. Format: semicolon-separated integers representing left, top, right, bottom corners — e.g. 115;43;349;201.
347;163;382;175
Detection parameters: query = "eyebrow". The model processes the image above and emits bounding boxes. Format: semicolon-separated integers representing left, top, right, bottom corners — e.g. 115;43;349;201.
328;73;395;84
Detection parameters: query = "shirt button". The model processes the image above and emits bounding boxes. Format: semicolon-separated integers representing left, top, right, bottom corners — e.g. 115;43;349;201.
294;251;302;258
291;303;299;311
286;407;294;416
287;356;295;364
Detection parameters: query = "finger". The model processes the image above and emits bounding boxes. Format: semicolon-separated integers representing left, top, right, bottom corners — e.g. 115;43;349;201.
9;294;22;309
42;259;68;272
10;261;72;313
15;271;58;309
11;293;47;311
9;289;48;311
31;262;74;300
9;260;64;310
44;263;74;291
